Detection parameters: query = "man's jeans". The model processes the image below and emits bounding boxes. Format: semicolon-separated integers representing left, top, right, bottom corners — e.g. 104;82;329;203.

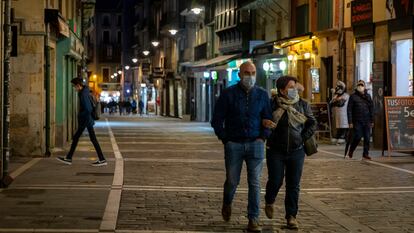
223;140;264;220
349;123;371;156
66;125;105;161
265;148;305;218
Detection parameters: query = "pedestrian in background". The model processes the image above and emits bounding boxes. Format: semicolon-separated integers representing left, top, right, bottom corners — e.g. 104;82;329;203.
211;61;273;232
262;76;316;229
347;80;374;160
330;81;350;145
138;100;144;116
57;78;107;166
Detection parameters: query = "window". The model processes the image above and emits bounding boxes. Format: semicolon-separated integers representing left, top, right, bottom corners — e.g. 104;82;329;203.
103;31;110;43
102;68;110;82
107;46;113;57
317;0;333;30
296;4;309;34
117;31;122;44
117;15;122;26
103;14;110;27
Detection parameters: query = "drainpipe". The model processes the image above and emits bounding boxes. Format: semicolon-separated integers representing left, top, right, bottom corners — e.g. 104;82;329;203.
1;0;13;187
44;20;51;157
338;0;346;85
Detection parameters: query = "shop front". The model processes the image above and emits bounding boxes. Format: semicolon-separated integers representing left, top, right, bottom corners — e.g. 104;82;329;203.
391;32;413;96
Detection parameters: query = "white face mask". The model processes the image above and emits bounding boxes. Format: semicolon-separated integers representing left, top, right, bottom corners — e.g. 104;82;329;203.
241;76;256;90
287;88;298;100
357;86;365;93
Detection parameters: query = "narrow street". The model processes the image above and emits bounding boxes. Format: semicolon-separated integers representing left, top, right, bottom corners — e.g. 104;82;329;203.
0;115;413;233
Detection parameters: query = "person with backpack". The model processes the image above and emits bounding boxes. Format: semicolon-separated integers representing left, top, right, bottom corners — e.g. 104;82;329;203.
56;77;107;166
262;76;316;229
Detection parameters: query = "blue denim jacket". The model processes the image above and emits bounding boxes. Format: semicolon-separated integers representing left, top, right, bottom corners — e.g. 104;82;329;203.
211;83;272;143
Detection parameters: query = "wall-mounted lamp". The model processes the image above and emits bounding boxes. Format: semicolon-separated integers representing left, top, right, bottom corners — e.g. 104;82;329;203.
132;58;138;63
169;29;178;35
111;75;114;79
143;50;150;56
191;7;202;14
114;73;118;77
118;70;122;74
304;52;311;59
125;66;130;70
287;55;294;61
151;41;160;47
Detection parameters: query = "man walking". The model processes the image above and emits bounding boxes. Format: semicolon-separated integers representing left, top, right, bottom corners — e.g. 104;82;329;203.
57;77;107;166
211;61;273;232
347;80;374;159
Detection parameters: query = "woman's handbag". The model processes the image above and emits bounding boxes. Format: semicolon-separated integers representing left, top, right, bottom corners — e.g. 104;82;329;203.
304;135;318;156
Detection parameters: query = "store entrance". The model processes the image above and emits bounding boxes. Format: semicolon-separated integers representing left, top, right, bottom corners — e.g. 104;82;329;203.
297;59;312;101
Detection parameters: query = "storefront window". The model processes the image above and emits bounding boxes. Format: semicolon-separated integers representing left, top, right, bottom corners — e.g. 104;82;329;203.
356;41;374;96
392;39;413;96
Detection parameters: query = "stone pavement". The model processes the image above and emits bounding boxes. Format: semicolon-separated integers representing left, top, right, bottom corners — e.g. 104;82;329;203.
0;115;413;233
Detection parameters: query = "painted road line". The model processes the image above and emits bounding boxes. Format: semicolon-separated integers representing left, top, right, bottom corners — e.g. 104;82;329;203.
301;194;375;233
123;158;224;163
0;229;98;232
9;158;42;179
100;119;124;232
119;149;223;153
318;149;414;175
116;141;219;145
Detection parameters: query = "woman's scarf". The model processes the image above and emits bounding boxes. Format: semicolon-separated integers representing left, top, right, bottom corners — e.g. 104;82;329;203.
272;94;308;128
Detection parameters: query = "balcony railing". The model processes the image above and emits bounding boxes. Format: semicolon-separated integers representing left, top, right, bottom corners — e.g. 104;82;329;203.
99;43;121;63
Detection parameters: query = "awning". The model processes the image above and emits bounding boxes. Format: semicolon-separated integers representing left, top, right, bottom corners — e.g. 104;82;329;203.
192;54;240;68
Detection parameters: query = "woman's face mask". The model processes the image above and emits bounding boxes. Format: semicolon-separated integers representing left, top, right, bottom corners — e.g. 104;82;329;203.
357;85;365;93
287;88;298;100
335;86;344;94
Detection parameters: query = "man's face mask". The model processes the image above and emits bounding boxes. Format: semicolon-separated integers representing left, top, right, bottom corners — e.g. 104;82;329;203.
241;75;256;90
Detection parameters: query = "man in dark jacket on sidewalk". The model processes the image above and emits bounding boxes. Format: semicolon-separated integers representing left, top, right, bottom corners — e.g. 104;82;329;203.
57;77;107;166
211;61;273;232
347;80;374;159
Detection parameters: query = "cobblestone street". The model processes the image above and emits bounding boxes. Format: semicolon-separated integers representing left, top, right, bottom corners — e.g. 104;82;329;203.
0;116;413;233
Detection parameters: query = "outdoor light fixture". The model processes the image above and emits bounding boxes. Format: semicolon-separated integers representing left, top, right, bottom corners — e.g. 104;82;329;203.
169;29;178;35
125;65;130;70
132;58;138;63
111;75;114;79
126;89;130;93
151;41;160;47
304;52;311;59
143;50;150;56
263;62;270;72
118;70;122;74
288;55;294;61
191;7;202;14
93;74;97;79
279;61;287;71
114;73;118;77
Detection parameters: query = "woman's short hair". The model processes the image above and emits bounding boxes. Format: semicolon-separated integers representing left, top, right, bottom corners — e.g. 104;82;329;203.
276;76;298;90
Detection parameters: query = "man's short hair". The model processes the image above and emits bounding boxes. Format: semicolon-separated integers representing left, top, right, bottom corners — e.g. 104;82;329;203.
276;76;298;91
70;77;83;86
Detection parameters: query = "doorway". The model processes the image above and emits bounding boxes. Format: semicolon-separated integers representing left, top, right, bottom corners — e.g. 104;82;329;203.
297;60;312;101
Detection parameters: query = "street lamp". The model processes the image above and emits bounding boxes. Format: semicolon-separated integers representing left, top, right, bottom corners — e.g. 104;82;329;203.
114;73;118;77
191;7;202;15
111;75;114;79
143;50;150;56
125;65;130;70
132;58;138;63
118;70;122;74
151;41;160;47
169;29;178;35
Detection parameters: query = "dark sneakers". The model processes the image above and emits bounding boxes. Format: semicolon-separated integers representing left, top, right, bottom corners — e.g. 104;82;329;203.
56;157;72;165
247;219;262;232
91;159;107;166
362;154;372;160
265;203;274;219
221;203;231;222
287;215;299;229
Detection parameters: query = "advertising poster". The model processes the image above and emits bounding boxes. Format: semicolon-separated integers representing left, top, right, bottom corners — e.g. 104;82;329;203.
384;97;414;152
310;103;331;135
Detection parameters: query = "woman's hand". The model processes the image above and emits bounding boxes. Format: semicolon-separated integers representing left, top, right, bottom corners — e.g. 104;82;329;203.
262;119;277;129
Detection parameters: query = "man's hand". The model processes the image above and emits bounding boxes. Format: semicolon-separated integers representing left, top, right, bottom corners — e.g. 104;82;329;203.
262;119;276;129
349;123;353;128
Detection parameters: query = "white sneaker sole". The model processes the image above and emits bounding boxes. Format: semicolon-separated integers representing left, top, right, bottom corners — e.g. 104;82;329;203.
91;162;107;167
56;157;72;165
